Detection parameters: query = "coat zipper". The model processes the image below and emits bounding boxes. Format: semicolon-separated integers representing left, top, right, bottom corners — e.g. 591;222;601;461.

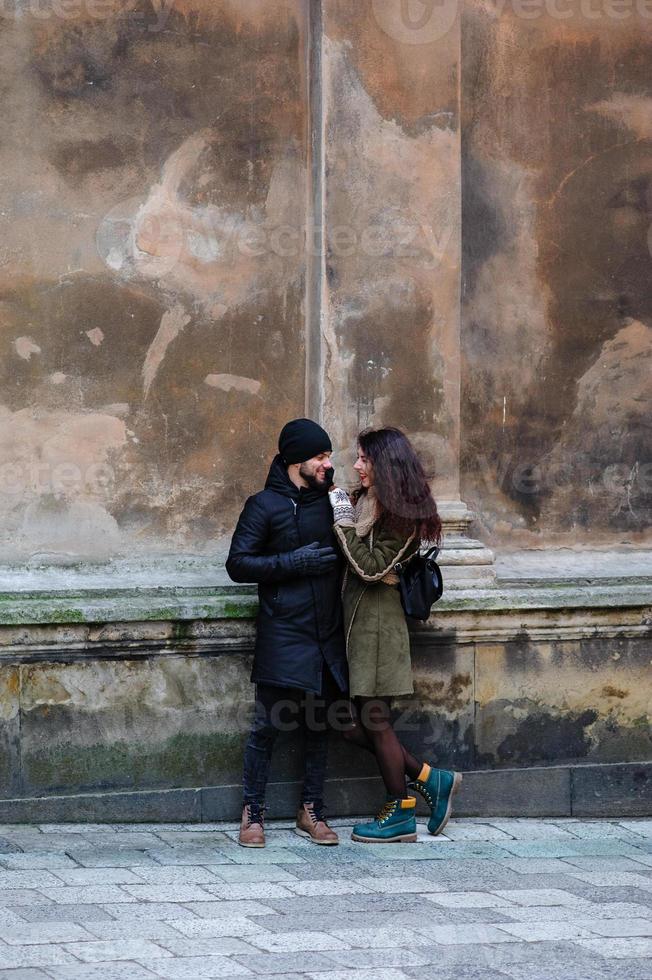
293;496;323;677
275;500;299;606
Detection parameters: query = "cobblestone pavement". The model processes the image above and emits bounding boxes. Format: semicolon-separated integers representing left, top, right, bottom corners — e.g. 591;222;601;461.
0;817;651;979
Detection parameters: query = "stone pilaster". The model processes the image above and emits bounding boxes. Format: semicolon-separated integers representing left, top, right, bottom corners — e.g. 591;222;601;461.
317;1;496;588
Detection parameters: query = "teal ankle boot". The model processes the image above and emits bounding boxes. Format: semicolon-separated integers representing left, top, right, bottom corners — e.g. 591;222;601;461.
413;764;462;835
351;797;417;843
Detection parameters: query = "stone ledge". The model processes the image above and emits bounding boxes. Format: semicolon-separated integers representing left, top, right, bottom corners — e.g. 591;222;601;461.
0;582;649;627
0;550;649;625
0;762;648;823
0;602;648;661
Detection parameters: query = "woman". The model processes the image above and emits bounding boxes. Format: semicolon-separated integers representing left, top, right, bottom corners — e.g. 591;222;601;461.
329;427;461;843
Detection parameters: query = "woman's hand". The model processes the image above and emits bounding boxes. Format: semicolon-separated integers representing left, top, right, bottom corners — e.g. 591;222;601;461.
329;487;355;524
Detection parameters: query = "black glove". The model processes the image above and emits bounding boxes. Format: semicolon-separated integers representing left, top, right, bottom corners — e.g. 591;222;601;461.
290;541;338;576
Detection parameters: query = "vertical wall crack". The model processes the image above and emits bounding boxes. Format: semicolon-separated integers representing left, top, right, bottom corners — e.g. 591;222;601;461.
306;0;325;421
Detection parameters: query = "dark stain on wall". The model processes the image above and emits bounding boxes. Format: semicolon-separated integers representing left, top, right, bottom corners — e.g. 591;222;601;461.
401;713;475;772
22;728;246;795
109;285;306;539
496;706;599;766
0;672;20;798
344;288;445;433
602;686;628;700
50;138;136;181
461;13;652;543
0;276;165;412
505;632;544;674
1;1;308;557
461;148;505;302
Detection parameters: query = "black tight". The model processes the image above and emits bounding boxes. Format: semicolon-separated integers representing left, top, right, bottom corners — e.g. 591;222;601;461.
343;697;422;798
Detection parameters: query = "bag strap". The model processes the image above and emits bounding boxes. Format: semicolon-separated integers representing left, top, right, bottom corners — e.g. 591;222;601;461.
395;541;439;574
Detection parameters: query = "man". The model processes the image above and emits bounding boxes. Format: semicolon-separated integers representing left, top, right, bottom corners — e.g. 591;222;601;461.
226;418;348;847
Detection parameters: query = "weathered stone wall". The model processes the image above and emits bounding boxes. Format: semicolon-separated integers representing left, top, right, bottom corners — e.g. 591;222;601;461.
0;598;648;806
461;8;652;547
320;2;462;499
0;3;650;817
1;0;309;561
1;1;650;558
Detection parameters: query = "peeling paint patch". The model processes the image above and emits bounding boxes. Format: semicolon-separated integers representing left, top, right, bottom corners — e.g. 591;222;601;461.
204;374;261;396
588;93;652;138
85;328;104;347
143;305;192;398
14;337;41;360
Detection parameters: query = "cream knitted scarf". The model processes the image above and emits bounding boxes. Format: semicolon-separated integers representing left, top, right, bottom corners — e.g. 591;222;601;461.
352;487;379;539
351;487;400;585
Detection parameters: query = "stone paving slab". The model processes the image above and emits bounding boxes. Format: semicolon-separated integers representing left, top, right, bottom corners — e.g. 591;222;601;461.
0;946;77;969
0;969;54;980
65;850;160;868
0;922;94;945
128;866;225;885
46;965;165;979
137;956;252;977
0;855;79;871
211;866;298;883
164;918;268;938
320;947;430;969
306;971;409;980
62;940;172;963
576;936;652;958
0;819;649;977
10;905;114;924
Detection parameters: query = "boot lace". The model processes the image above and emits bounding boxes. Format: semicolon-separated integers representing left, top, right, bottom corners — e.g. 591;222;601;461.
411;780;433;806
303;801;327;824
376;800;397;824
410;770;440;807
245;803;266;827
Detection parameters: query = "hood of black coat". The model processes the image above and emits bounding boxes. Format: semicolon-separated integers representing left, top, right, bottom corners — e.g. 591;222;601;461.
264;454;331;503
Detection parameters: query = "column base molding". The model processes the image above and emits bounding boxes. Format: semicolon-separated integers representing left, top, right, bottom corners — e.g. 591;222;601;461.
438;499;497;589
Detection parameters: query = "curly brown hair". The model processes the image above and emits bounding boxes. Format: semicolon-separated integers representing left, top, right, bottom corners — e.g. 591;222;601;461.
353;427;442;545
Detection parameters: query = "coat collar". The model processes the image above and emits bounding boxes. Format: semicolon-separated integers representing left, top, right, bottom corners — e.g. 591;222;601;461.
264;454;329;504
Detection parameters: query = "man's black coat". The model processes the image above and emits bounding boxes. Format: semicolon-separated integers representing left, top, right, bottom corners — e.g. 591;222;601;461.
226;455;348;695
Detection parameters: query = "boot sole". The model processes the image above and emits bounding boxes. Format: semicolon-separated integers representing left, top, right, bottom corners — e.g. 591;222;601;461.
351;832;417;843
429;771;463;836
294;827;339;845
238;840;265;848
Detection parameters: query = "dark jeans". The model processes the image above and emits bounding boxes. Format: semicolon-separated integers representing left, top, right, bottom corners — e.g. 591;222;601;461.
242;666;340;807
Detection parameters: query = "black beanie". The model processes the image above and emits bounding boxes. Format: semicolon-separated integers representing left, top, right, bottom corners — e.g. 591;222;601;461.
278;418;332;465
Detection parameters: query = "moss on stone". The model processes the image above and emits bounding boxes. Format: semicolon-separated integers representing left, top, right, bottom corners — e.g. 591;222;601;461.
23;731;246;794
223;601;257;618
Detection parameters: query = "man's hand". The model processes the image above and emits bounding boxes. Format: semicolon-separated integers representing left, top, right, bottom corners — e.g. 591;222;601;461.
329;487;355;524
290;541;338;576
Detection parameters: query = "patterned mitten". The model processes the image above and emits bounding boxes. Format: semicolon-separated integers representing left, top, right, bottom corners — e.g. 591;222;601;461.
328;488;355;524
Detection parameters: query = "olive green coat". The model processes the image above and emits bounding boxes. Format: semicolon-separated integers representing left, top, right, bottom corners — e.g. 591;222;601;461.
334;522;419;698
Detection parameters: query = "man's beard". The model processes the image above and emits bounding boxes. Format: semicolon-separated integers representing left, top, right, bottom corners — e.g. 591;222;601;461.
299;464;328;490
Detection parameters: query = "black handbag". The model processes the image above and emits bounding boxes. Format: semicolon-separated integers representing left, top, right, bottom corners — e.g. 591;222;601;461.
394;545;444;622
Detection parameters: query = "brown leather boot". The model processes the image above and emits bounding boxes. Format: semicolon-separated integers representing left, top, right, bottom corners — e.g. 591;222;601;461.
238;803;265;848
295;801;339;845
